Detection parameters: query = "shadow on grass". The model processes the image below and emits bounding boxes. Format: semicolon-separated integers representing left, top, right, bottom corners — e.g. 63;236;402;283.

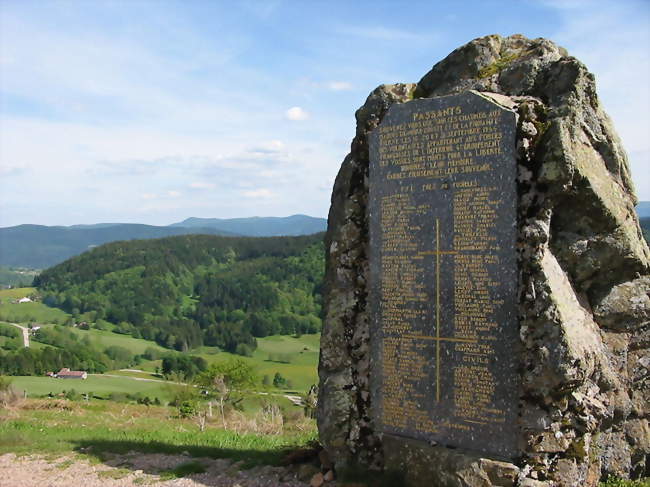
72;438;284;468
71;438;294;486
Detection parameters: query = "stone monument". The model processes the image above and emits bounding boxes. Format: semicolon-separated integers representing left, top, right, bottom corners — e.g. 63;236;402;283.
318;34;650;486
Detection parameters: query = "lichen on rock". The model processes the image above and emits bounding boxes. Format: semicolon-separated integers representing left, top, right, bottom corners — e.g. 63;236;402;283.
318;34;649;486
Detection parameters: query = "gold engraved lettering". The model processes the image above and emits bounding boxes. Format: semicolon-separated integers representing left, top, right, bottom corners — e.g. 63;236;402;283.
374;100;513;440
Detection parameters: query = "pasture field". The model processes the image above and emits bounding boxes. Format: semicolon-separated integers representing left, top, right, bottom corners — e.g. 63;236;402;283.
0;399;316;468
140;334;321;392
0;288;70;324
65;327;168;355
195;334;320;392
11;375;171;401
0;287;37;300
108;369;162;380
0;287;321;394
18;327;319;393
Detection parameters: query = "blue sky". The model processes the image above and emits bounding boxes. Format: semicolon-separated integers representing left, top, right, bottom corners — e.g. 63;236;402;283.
1;0;648;227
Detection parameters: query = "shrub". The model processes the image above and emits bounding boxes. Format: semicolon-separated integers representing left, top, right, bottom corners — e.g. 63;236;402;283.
273;372;288;389
235;343;253;357
108;392;128;402
64;389;80;401
178;400;197;418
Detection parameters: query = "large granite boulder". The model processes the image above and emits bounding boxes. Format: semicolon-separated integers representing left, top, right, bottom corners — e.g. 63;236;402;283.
318;34;649;486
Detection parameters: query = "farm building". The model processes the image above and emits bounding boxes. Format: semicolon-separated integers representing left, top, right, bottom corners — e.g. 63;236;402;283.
55;368;87;379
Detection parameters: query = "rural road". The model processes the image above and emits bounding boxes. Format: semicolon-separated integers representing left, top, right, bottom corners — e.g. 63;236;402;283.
7;322;29;347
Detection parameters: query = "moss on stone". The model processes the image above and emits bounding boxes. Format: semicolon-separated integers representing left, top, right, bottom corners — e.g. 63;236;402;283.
478;52;520;78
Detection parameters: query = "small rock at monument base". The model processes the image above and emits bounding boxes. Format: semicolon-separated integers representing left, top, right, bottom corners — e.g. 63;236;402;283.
310;472;324;487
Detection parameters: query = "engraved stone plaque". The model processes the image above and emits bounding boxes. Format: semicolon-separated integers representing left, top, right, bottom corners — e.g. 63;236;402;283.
368;91;519;459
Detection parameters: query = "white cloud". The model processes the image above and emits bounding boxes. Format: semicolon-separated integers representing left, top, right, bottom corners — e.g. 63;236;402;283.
167;190;181;198
242;188;275;198
285;106;310;121
141;193;158;200
327;81;353;91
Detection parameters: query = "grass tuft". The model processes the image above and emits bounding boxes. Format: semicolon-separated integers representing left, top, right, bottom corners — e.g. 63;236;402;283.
599;477;650;487
478;53;520;78
97;468;131;479
159;461;206;480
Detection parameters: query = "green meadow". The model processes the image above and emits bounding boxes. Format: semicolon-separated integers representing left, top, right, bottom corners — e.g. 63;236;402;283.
66;327;168;355
12;331;320;397
194;334;321;392
1;288;321;394
0;287;70;324
12;375;172;401
0;287;37;300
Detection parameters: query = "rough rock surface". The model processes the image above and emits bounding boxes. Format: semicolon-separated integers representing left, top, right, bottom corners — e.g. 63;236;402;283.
317;34;650;486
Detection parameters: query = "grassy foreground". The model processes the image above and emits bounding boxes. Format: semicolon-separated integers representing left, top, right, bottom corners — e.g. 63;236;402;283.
0;398;316;468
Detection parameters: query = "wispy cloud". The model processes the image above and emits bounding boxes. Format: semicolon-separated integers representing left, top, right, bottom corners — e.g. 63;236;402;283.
285;106;310;121
327;81;353;91
336;25;434;42
248;140;285;154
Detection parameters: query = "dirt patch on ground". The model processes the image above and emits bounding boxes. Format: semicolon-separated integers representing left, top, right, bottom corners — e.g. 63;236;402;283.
0;452;308;487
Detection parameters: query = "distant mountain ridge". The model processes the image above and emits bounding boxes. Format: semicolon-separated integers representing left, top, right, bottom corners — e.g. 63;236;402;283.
0;215;327;269
169;214;327;236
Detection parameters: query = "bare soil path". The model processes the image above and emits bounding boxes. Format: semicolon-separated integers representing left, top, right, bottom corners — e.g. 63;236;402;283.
0;452;311;487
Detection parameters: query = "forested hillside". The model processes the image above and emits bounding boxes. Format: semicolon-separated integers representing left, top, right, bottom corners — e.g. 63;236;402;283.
35;233;324;354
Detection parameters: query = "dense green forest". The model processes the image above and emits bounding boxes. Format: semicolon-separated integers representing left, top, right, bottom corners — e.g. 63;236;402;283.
35;233;325;355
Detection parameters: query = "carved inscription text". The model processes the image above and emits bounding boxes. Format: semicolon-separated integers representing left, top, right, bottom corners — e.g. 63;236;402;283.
368;92;519;459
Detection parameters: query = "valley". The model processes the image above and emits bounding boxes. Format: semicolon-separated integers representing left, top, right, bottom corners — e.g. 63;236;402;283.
0;286;320;399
